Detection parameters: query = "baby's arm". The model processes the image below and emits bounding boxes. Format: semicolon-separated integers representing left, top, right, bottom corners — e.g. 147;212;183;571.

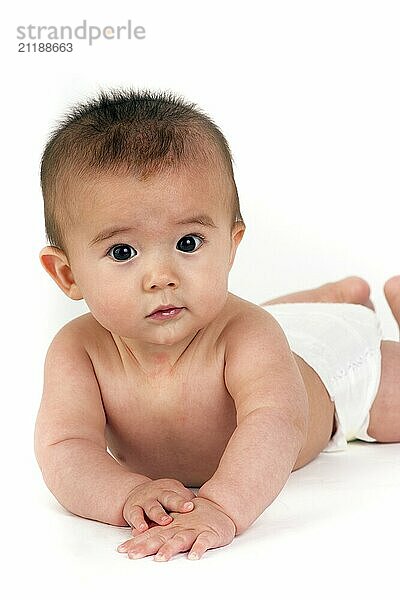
197;311;309;535
34;323;153;526
35;325;195;527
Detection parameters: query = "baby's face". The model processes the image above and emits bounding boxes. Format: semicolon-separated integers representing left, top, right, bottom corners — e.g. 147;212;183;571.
62;162;244;346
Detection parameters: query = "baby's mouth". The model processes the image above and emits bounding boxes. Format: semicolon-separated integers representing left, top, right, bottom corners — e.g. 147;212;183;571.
146;306;184;320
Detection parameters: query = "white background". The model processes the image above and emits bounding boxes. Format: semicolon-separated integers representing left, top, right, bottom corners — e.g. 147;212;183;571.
2;1;399;597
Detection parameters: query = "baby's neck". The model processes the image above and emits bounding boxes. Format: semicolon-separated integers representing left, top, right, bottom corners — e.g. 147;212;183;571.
113;328;203;376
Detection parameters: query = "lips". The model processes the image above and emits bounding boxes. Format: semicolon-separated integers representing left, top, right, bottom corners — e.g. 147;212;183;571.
147;304;182;317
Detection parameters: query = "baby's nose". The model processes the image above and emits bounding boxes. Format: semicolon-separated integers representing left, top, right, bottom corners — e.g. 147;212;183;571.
149;280;177;290
144;270;178;291
142;254;180;291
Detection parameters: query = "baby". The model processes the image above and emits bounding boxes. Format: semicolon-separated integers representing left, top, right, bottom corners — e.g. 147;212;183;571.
35;89;400;562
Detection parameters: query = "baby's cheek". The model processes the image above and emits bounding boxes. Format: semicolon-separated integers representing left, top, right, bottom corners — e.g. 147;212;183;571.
206;271;230;303
195;272;228;320
83;294;127;334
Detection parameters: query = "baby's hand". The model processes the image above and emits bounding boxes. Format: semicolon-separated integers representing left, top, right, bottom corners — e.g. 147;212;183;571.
122;478;196;532
117;497;236;561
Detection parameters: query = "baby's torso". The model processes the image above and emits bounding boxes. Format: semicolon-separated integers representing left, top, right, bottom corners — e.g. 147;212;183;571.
82;296;240;487
80;294;335;487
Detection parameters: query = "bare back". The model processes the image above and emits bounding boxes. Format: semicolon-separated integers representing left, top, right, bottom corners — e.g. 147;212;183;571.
80;293;336;487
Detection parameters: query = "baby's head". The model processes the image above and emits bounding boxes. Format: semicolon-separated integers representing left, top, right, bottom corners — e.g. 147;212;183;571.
39;89;245;346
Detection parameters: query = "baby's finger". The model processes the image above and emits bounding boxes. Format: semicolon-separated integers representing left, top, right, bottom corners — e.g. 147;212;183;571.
125;504;148;531
145;501;174;526
154;529;198;561
187;531;215;560
182;488;197;501
162;491;195;514
131;520;158;536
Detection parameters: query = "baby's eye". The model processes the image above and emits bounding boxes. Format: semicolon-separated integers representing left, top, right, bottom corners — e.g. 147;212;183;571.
176;234;204;253
107;244;137;262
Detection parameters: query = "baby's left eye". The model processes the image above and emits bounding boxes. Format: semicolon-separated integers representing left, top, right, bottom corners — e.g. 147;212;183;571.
176;235;204;253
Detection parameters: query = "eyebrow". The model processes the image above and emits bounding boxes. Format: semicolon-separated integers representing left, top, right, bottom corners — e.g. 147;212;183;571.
88;213;217;246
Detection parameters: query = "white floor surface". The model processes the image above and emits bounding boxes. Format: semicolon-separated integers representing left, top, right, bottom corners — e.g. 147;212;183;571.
6;440;399;600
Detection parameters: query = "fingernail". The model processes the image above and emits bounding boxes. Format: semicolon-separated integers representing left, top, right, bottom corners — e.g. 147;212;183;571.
139;523;146;530
154;554;167;561
184;502;193;509
117;544;127;552
161;515;170;522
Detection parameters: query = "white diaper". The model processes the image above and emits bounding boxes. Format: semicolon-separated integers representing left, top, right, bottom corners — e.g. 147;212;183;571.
260;302;383;452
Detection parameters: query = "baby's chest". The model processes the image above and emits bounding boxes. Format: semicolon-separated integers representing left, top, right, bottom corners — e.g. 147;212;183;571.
105;369;236;443
99;364;238;482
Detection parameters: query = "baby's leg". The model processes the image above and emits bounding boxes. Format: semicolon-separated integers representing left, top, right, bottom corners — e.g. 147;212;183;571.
261;276;374;309
367;276;400;442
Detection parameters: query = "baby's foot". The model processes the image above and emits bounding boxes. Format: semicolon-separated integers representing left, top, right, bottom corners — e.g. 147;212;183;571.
320;276;375;309
261;276;374;308
384;276;400;331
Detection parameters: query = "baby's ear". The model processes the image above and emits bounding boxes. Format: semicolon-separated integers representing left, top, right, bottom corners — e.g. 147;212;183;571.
39;246;83;300
233;223;245;246
228;223;246;269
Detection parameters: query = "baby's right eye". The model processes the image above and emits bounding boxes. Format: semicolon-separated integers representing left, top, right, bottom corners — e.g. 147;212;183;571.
107;244;137;262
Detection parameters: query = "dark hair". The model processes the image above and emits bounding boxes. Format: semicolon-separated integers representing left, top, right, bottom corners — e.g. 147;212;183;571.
40;88;244;259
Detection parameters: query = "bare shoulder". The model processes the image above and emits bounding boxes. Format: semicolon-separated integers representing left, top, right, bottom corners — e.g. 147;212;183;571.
221;294;308;424
36;312;108;455
221;293;289;351
51;312;111;355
